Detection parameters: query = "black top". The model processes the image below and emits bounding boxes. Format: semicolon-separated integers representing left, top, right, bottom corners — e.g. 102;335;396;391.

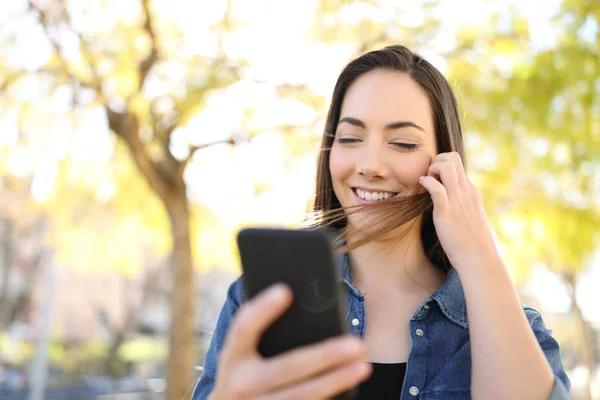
358;362;407;400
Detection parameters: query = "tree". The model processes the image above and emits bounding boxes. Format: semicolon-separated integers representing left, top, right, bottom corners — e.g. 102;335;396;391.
0;165;54;333
0;0;483;397
97;259;166;378
1;0;241;397
446;2;599;397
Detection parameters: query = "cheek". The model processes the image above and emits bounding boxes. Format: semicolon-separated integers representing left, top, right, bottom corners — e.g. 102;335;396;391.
396;153;432;182
328;148;350;183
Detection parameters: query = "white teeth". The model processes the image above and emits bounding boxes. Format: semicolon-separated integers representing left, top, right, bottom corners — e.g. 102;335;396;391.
356;189;395;201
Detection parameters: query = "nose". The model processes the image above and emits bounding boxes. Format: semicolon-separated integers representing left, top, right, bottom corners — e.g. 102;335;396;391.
356;142;387;179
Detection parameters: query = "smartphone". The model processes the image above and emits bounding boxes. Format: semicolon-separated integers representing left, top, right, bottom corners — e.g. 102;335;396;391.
237;227;356;399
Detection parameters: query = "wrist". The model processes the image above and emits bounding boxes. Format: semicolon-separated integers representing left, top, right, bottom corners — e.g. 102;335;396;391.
458;262;518;304
454;253;509;285
453;249;504;275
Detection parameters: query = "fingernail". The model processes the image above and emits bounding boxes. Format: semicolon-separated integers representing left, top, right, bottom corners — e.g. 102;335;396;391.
267;283;287;300
354;362;371;377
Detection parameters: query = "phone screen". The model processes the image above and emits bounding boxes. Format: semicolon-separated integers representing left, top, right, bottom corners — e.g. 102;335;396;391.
237;227;348;357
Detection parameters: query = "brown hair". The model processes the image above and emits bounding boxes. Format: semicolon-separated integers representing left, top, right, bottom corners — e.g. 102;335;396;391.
311;45;465;272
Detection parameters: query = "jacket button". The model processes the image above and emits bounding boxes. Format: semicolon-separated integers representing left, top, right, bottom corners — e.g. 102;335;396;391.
351;318;360;327
409;386;419;396
415;328;424;336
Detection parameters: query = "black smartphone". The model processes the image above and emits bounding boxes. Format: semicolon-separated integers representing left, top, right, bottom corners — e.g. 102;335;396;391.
237;227;356;399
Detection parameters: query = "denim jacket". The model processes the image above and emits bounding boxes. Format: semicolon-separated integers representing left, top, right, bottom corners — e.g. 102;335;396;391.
193;253;571;399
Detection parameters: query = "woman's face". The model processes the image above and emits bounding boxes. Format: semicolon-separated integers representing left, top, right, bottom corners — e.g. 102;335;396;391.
329;71;438;227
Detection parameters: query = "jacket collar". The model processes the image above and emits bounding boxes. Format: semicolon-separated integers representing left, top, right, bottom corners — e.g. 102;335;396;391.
337;251;468;329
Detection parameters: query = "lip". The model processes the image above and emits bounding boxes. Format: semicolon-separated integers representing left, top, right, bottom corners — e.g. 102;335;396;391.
350;186;398;204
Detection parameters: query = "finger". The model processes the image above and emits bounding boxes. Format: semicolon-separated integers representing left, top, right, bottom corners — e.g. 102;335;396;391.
427;161;459;196
260;335;365;390
434;152;467;186
259;361;372;400
221;283;293;361
419;175;449;213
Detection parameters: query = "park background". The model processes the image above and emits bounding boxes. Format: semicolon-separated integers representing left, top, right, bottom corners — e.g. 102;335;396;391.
0;0;599;399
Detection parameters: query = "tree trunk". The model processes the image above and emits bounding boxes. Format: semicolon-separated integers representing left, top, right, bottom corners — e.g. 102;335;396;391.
107;108;196;400
565;272;596;400
0;218;44;331
106;330;127;377
0;218;14;329
165;193;195;400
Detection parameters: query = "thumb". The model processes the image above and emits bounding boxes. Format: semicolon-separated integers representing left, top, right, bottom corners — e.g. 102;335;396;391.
221;283;293;360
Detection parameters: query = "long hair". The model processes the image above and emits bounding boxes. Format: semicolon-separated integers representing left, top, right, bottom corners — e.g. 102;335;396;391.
311;45;465;272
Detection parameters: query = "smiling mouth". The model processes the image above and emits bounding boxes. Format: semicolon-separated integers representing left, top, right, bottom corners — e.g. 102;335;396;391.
352;188;399;202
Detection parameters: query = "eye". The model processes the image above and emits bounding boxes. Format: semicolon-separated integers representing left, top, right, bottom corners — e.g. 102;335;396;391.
335;138;362;144
391;143;419;150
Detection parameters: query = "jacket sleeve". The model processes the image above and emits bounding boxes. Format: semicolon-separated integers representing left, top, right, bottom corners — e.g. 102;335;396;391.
523;306;571;400
192;277;245;400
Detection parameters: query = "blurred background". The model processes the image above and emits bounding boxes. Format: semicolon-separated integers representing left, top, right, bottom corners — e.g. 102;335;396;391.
0;0;598;399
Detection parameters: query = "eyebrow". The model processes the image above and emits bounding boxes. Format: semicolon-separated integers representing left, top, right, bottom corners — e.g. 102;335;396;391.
338;117;424;132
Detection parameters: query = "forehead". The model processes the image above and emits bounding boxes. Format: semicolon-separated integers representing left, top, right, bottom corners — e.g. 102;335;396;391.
340;70;434;134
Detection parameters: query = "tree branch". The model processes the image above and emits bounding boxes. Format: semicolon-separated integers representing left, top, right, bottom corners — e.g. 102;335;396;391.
150;101;181;177
58;0;102;87
157;121;181;173
106;108;173;200
1;68;69;92
138;0;159;92
188;137;236;155
178;137;236;177
0;72;27;92
27;0;102;93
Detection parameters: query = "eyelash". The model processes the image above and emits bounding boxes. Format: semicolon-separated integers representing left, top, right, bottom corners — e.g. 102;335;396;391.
335;138;419;150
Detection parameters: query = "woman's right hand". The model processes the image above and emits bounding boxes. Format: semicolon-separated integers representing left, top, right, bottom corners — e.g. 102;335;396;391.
209;283;371;400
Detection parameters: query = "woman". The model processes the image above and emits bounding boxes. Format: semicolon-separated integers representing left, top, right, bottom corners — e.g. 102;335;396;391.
192;45;571;399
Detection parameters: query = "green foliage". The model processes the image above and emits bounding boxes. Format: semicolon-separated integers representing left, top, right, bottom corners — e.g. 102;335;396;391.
448;0;599;280
0;2;598;390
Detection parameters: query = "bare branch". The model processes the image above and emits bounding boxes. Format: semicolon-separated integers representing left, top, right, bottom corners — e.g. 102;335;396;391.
188;137;236;156
178;136;236;177
138;0;159;92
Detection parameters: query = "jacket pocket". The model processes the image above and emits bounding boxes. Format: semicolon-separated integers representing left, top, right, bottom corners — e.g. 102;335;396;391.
423;340;471;394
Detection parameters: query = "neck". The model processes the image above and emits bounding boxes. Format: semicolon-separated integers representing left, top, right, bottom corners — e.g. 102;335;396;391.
346;220;446;295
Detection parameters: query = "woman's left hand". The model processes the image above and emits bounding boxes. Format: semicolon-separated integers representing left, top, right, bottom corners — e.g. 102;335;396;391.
418;152;501;273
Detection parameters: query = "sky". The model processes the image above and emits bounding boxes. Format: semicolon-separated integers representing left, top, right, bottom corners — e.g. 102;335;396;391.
0;0;599;323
